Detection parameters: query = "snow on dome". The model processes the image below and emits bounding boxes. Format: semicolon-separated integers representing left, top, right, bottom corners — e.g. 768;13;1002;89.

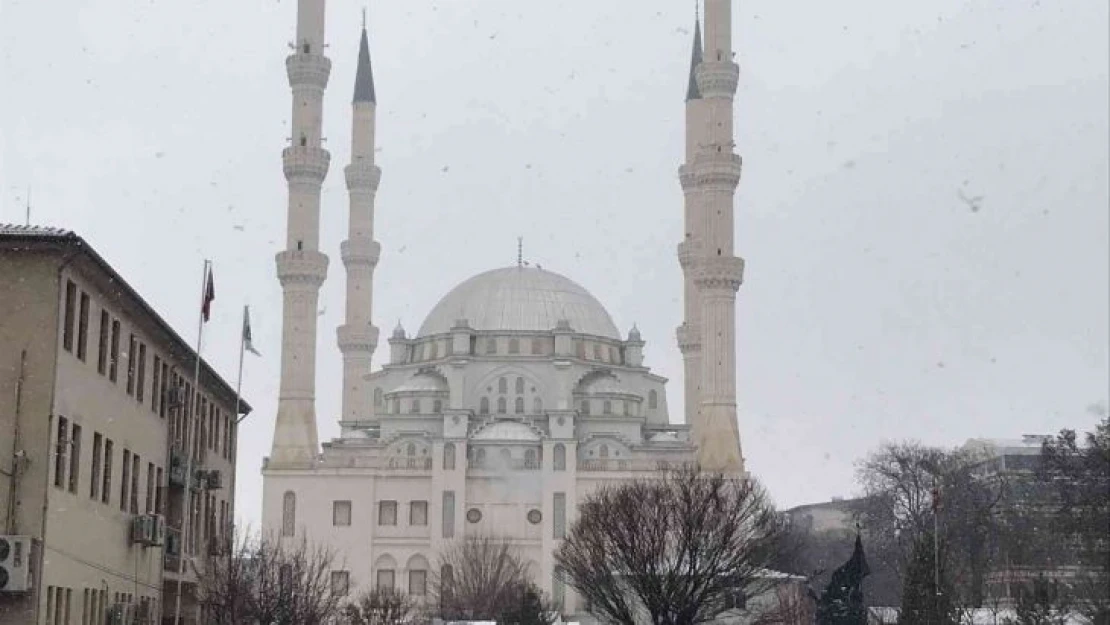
390;374;448;394
418;266;620;339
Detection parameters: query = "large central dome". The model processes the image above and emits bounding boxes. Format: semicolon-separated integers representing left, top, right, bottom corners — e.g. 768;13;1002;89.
417;266;620;339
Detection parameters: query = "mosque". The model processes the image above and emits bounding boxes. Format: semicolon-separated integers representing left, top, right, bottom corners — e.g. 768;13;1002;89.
261;0;748;615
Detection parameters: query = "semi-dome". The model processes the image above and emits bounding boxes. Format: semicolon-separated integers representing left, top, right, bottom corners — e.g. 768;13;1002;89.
418;266;620;339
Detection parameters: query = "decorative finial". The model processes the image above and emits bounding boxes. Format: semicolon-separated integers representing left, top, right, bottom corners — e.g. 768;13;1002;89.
362;7;367;30
25;186;31;227
517;236;523;268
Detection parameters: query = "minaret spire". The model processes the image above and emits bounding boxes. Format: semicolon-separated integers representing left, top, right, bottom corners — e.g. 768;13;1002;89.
338;12;383;423
271;0;332;465
678;0;745;474
686;4;703;101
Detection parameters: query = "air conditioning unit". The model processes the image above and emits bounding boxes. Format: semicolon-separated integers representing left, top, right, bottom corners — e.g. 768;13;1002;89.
205;470;223;490
130;515;166;547
135;600;153;624
0;535;32;592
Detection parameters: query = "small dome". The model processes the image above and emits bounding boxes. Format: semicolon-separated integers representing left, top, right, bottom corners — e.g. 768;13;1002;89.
418;266;620;339
392;322;407;339
472;421;542;441
628;325;642;342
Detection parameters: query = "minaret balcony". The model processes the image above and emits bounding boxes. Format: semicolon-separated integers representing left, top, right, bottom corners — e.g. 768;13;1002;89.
340;239;381;267
345;163;382;191
678;165;698;191
676;323;702;354
693;256;745;292
337;324;380;354
275;250;328;287
286;53;332;91
677;240;701;269
689;152;742;189
695;60;740;98
283;146;331;183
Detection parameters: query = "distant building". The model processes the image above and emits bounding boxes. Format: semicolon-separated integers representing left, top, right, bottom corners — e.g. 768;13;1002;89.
0;225;249;624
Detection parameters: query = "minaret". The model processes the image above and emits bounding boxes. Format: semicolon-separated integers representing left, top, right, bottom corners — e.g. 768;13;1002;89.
337;15;382;423
688;0;746;474
676;10;706;431
271;0;331;465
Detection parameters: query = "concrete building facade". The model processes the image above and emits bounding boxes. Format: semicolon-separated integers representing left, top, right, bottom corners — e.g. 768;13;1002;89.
0;226;249;624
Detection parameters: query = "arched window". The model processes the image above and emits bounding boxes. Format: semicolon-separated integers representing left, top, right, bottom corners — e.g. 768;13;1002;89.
610;346;620;363
441;564;455;592
515;377;525;394
531;338;543;355
525;449;537;468
498;377;507;394
514;397;525;414
603;400;612;415
575;341;585;359
486;338;497;354
648;390;658;409
443;443;456;470
476;448;487;467
373;388;383;407
406;443;416;456
533;397;543;413
580;400;590;415
479;397;490;415
593;344;602;360
433;399;443;413
509;338;520;354
500;448;512;461
553;444;566;471
497;397;507;414
623;400;630;416
428;342;438;359
410;399;421;414
282;491;296;537
599;444;609;458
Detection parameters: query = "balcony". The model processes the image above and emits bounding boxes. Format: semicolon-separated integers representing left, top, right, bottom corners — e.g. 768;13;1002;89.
163;526;182;573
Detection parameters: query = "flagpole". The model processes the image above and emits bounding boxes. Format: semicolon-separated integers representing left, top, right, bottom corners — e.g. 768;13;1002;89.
174;259;209;625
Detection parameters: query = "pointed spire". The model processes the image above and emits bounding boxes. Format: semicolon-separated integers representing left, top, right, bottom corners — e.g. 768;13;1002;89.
686;9;704;101
353;18;377;104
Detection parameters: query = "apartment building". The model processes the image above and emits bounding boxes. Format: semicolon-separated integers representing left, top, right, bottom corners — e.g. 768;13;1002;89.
0;225;250;624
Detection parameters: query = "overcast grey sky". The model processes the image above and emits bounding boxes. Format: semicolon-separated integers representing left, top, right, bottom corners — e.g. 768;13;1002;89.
2;0;1107;528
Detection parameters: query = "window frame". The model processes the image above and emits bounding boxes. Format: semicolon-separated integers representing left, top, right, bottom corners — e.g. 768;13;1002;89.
378;500;398;526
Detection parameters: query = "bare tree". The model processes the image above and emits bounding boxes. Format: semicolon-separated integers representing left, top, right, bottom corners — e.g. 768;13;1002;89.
555;467;787;625
196;529;346;625
344;586;419;625
429;535;555;625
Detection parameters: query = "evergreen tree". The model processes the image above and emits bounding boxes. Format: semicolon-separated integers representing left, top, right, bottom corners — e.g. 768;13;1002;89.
817;534;871;625
898;532;956;625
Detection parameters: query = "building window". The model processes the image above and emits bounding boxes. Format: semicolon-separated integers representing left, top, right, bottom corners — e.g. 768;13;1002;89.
331;571;350;596
554;492;567;539
611;346;620;363
429;341;438;359
433;399;443;413
508;338;520;354
553;567;566;610
531;338;544;355
126;334;137;395
376;570;395;591
599;444;610;458
443;443;456;470
63;280;76;352
441;564;454;593
409;570;427;596
120;449;131;511
109;319;121;382
159;362;169;417
76;292;90;361
68;423;81;494
498;377;507;394
515;377;525;394
486;338;497;354
603;400;612;415
378;500;398;526
467;508;482;523
325;500;349;527
575;340;585;359
479;397;490;414
54;416;68;488
497;397;507;414
130;453;140;514
593;344;602;360
155;467;164;513
136;343;147;403
102;439;113;504
580;400;590;415
282;491;296;536
410;399;421;414
442;491;455;538
410;501;428;526
525;449;538;469
374;388;383;407
151;356;161;412
146;462;155;513
648;390;658;409
90;432;102;500
533;397;543;413
97;311;109;374
553;444;566;471
515;397;525;414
